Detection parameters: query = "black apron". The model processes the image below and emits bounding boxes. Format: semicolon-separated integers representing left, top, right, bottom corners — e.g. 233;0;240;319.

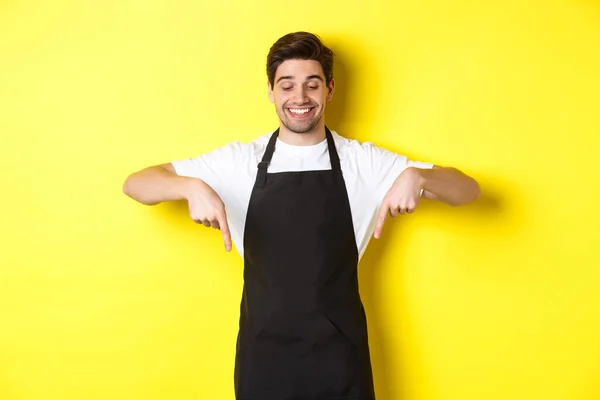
235;127;375;400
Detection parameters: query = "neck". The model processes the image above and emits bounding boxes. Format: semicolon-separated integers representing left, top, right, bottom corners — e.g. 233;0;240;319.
277;121;326;146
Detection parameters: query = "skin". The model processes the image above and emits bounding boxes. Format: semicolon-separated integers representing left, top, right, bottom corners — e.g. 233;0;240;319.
374;165;480;239
122;58;481;251
267;59;334;146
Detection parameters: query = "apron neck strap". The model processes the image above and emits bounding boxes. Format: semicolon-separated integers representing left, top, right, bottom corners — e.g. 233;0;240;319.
256;127;341;187
324;127;341;172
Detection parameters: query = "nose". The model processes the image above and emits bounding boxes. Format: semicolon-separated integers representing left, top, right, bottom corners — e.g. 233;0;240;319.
291;86;309;104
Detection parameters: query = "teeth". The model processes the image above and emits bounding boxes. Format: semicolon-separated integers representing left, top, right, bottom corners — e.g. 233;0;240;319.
289;108;311;115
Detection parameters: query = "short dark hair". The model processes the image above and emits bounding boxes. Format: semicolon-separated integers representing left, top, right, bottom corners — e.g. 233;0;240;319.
266;32;334;87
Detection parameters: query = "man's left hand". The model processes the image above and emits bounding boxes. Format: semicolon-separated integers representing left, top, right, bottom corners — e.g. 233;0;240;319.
374;167;424;239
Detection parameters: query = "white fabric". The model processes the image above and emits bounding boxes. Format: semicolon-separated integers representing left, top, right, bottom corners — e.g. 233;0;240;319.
171;131;433;260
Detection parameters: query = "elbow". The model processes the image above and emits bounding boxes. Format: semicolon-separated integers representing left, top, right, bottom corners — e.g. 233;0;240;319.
467;178;481;204
450;178;481;207
122;175;156;206
473;180;481;202
460;179;481;206
122;178;132;198
122;175;137;199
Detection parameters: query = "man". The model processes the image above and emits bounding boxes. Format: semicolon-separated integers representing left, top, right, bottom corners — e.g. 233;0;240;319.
123;32;480;400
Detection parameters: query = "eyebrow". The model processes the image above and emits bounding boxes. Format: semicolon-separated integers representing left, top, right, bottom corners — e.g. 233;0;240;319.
276;75;324;84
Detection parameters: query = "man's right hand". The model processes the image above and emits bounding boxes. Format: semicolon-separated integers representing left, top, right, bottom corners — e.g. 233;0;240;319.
184;179;232;252
123;163;232;252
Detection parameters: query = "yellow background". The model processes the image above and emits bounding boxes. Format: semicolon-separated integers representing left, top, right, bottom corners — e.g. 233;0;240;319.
1;0;599;399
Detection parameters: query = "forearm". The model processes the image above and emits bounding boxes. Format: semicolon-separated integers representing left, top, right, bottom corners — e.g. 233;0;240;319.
122;165;199;205
418;166;480;206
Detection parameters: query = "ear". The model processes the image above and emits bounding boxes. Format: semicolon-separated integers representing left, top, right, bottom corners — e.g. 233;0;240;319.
268;81;274;103
326;78;335;102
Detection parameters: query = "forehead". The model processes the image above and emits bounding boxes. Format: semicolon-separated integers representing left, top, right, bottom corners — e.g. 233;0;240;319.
274;59;325;81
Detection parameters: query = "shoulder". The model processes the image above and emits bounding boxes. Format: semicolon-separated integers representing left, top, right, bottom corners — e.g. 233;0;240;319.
206;131;273;160
331;131;403;162
248;132;273;158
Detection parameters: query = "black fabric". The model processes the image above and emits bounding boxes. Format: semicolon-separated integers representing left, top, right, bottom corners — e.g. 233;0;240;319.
235;127;375;400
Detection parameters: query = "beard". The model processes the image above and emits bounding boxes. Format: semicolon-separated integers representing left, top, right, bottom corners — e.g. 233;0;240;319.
278;104;324;134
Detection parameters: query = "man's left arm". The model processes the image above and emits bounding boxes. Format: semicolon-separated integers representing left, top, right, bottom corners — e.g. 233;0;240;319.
420;165;480;206
374;165;480;239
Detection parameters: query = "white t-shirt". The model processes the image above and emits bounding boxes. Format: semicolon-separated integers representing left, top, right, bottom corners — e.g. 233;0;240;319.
171;131;433;260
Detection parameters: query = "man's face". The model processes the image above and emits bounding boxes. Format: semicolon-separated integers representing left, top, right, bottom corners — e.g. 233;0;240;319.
268;59;334;134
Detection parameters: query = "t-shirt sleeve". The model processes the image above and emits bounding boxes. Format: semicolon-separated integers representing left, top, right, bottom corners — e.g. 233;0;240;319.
170;141;249;196
362;143;434;205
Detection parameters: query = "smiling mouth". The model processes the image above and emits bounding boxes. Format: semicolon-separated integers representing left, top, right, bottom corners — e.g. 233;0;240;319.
286;107;316;118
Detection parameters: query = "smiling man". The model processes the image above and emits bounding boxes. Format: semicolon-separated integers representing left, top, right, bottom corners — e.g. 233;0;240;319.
123;32;480;400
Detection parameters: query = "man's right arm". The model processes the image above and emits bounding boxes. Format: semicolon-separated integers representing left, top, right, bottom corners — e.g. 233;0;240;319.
122;163;198;206
122;163;232;251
